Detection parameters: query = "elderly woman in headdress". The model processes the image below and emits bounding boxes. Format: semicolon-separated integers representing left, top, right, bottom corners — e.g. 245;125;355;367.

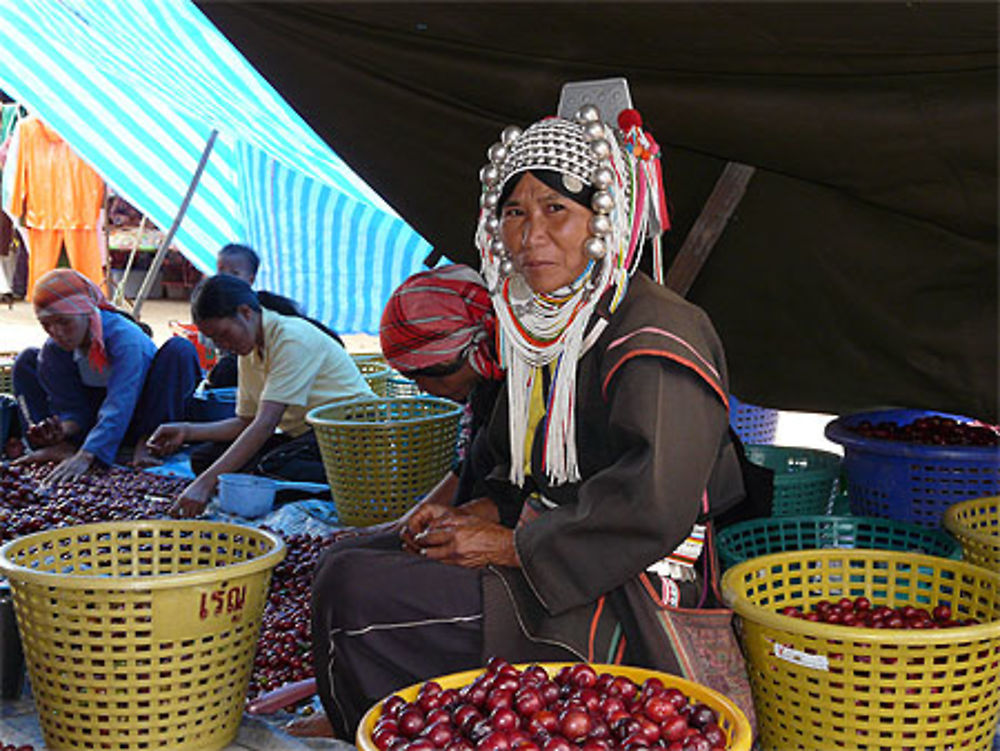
12;268;201;484
307;102;745;738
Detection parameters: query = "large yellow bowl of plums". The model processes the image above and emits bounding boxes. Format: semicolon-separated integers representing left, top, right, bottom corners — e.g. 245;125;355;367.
357;660;752;751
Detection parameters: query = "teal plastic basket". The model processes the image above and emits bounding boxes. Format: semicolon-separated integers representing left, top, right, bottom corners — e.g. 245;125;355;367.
745;444;841;516
716;514;963;570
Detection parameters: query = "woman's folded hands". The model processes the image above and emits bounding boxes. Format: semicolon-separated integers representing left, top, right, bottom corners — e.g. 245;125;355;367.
401;501;519;569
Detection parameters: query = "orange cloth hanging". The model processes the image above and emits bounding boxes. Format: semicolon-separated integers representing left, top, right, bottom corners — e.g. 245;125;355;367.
7;116;105;298
25;228;103;300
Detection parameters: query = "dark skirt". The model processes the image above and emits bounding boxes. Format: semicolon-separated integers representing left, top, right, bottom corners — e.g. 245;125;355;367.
310;529;578;737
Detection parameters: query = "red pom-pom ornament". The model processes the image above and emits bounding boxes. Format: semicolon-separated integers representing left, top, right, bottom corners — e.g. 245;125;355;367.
617;108;643;131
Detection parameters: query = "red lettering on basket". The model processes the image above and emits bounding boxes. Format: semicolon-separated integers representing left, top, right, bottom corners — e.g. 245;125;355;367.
199;584;248;621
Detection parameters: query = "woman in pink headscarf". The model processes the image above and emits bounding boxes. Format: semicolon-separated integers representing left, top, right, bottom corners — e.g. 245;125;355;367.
12;269;201;485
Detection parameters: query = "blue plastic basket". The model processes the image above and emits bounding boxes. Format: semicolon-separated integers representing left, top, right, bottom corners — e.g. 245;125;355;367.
0;395;15;451
188;386;237;422
825;409;1000;528
729;394;779;445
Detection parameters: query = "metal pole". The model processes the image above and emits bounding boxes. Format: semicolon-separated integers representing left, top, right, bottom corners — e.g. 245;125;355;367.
132;129;218;320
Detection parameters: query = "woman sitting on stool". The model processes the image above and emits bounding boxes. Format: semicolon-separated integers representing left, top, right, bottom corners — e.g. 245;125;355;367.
13;268;201;485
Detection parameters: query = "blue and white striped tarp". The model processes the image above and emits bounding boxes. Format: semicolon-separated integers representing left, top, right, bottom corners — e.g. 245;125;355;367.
0;0;430;333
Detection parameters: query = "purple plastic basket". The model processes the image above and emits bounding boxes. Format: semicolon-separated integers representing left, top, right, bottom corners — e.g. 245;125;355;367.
825;408;1000;527
729;394;779;445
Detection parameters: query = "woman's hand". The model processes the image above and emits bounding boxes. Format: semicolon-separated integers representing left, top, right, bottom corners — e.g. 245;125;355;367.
13;441;76;467
26;416;65;448
131;436;163;468
407;507;519;569
400;502;453;553
40;449;95;487
169;479;214;518
146;423;188;458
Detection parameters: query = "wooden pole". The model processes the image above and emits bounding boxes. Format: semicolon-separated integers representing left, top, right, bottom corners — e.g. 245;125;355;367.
665;162;756;298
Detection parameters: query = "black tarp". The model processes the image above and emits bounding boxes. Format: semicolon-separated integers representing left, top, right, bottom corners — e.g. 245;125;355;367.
199;2;998;422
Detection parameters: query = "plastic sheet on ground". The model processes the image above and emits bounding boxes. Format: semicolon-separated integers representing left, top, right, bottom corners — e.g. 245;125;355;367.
139;449;343;539
211;497;342;538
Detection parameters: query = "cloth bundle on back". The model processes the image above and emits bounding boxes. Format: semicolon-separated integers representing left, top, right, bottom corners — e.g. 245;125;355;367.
3;115;105;299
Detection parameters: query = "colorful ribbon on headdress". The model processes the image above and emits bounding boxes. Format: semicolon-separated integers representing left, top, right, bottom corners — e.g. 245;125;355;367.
33;269;118;372
380;264;502;380
618;108;670;232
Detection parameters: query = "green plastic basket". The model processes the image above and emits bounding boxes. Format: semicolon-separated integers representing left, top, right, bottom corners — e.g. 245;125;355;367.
717;514;963;571
745;444;841;516
306;397;462;527
356;360;392;396
0;351;16;394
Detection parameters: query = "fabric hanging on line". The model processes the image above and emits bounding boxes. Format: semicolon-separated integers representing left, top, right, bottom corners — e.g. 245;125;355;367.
0;104;26;297
4;115;105;298
0;103;23;145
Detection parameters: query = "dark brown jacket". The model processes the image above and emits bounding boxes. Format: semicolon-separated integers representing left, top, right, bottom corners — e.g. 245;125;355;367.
482;272;745;664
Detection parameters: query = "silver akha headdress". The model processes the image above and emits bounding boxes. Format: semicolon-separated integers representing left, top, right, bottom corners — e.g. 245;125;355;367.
474;104;665;486
477;105;627;288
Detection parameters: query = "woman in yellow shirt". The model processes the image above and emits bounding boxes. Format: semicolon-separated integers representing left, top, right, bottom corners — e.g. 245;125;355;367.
147;274;373;517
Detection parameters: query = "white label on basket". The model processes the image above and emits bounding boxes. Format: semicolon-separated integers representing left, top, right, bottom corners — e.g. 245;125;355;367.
151;571;265;640
773;642;829;671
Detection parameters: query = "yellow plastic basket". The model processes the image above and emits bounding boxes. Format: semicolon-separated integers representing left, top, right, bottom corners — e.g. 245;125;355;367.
351;351;386;364
722;549;1000;750
944;495;1000;572
0;520;286;751
306;396;462;527
356;360;392;396
356;663;753;751
0;351;17;393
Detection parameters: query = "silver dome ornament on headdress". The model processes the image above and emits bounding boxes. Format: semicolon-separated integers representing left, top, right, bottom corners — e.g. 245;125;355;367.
582;121;605;142
480;190;500;210
488;142;508;164
589;138;611;160
591;190;614;214
574;104;601;124
589;214;612;237
583;237;607;260
480;164;499;186
592;166;614;190
500;125;523;146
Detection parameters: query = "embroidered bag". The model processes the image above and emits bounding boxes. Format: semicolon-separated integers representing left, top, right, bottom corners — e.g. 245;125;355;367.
619;502;757;737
